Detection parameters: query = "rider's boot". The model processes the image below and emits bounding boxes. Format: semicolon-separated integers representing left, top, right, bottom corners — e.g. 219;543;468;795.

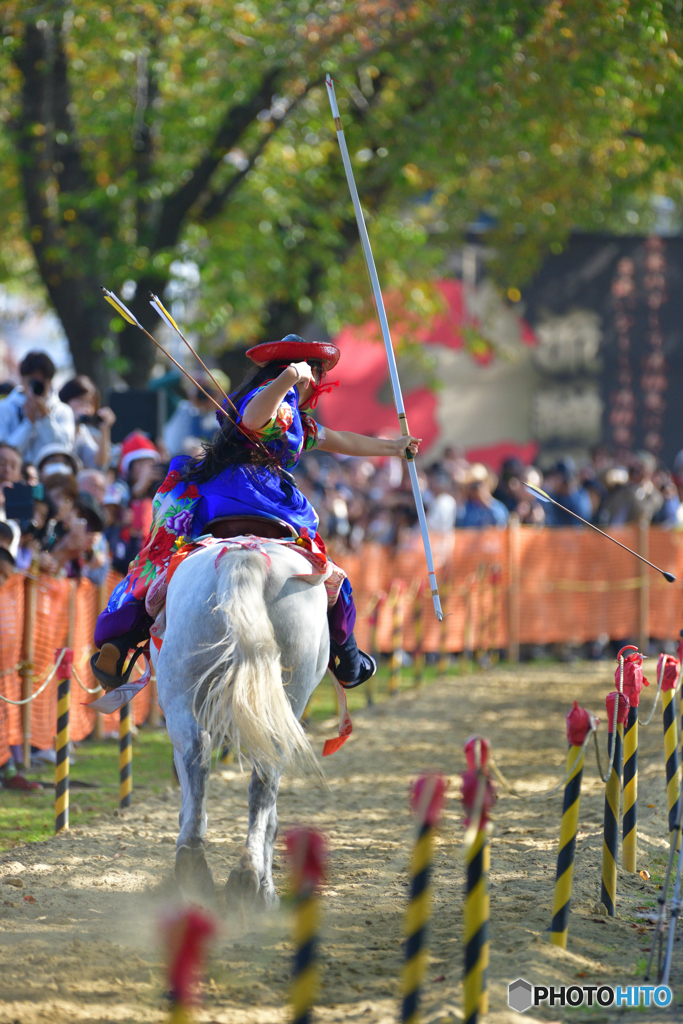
329;632;376;689
90;629;150;691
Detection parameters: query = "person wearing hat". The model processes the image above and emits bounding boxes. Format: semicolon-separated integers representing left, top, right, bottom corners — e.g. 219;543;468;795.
457;463;509;528
119;430;162;542
35;442;82;481
93;334;420;690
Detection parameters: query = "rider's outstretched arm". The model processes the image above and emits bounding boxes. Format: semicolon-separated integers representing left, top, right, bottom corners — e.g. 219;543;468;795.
317;428;420;460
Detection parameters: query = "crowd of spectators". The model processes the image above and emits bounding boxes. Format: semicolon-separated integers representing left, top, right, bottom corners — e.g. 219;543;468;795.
297;445;683;549
0;350;227;598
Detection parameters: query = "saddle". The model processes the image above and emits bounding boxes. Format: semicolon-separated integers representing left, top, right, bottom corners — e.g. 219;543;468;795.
203;515;298;541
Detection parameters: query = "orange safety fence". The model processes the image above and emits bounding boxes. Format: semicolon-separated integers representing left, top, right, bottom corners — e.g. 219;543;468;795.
334;525;683;652
29;577;70;751
0;574;24;767
95;571;155;734
0;570;155;762
2;525;683;761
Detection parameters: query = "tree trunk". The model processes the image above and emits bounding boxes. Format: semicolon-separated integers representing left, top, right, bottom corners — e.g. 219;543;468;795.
12;22;114;388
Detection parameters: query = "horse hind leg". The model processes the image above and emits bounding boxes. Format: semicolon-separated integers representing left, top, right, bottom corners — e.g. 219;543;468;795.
225;764;281;911
260;796;280;909
171;722;215;901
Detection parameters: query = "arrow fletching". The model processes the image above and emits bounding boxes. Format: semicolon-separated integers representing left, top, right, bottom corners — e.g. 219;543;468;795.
149;293;180;333
525;481;553;504
101;287;141;327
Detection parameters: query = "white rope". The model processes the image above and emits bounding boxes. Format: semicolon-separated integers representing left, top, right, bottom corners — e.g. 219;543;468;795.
72;663;102;695
639;655;665;727
462;773;488;852
593;673;622;784
0;662;23;679
488;727;595;801
0;647;67;705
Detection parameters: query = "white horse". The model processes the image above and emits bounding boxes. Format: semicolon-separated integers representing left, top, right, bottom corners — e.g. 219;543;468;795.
151;541;330;906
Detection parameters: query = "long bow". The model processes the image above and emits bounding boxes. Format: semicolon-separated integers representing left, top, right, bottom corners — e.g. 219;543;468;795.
325;76;443;621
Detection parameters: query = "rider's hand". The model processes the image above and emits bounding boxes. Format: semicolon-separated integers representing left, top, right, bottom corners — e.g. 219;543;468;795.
287;361;315;387
390;435;421;459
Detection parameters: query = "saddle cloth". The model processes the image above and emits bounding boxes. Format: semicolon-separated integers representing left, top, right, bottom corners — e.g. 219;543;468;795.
145;532;347;620
147;534;352;757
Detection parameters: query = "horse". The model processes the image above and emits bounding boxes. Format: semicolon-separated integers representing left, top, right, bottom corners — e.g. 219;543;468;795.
151;540;330;907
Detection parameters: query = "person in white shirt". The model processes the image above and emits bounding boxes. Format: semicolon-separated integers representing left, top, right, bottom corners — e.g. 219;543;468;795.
426;465;457;532
0;351;75;465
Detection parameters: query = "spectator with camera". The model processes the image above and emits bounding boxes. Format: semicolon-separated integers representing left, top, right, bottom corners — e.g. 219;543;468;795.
58;375;116;470
0;351;75;464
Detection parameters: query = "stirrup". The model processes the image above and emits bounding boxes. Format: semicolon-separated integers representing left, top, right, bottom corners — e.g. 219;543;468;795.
90;644;148;692
334;651;377;690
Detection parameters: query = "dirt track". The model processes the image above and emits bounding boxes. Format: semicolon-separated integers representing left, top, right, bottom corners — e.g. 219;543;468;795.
0;663;681;1023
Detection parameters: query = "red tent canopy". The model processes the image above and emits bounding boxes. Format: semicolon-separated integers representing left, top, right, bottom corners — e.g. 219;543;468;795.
318;279;537;471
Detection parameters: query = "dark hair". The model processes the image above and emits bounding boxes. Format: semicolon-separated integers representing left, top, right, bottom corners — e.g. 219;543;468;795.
19;350;56;380
183;359;320;485
0;442;21;458
0;521;14;545
0;382;14;398
59;375;100;408
43;472;79;503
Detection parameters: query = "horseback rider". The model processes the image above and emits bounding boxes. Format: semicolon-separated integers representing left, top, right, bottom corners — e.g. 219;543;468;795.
92;334;420;690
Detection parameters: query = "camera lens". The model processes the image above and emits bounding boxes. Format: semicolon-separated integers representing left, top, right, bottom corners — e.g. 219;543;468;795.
30;379;45;396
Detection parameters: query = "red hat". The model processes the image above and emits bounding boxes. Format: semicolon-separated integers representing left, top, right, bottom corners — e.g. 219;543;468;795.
119;431;159;475
246;333;340;371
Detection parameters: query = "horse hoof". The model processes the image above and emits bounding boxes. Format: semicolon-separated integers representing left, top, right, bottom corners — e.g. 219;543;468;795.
175;844;215;900
255;886;280;912
224;866;260;910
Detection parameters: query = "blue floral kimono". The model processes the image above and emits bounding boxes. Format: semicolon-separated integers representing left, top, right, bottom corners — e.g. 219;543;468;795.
95;384;355;647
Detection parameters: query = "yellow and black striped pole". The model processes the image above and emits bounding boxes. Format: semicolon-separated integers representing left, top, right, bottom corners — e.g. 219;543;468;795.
622;704;638;872
286;828;326;1024
618;646;646;873
162;907;216;1023
463;826;490;1024
462;736;495;1024
119;702;133;809
660;654;681;848
54;648;73;834
389;580;404;695
601;691;627;917
550;702;594;947
401;773;446;1024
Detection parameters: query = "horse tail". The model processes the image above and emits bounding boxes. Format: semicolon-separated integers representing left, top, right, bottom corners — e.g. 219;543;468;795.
197;548;321;778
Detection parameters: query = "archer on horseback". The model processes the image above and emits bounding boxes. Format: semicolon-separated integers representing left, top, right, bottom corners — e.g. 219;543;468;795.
92;333;420;691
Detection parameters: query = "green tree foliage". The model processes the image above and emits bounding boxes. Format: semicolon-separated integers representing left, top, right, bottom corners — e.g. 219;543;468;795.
0;1;680;383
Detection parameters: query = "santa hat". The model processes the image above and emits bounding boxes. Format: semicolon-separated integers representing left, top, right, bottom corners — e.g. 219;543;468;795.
119;431;159;476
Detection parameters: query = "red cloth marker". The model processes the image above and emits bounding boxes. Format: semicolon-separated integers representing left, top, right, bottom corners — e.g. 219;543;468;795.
55;648;73;679
567;701;598;746
162;907;216;1011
